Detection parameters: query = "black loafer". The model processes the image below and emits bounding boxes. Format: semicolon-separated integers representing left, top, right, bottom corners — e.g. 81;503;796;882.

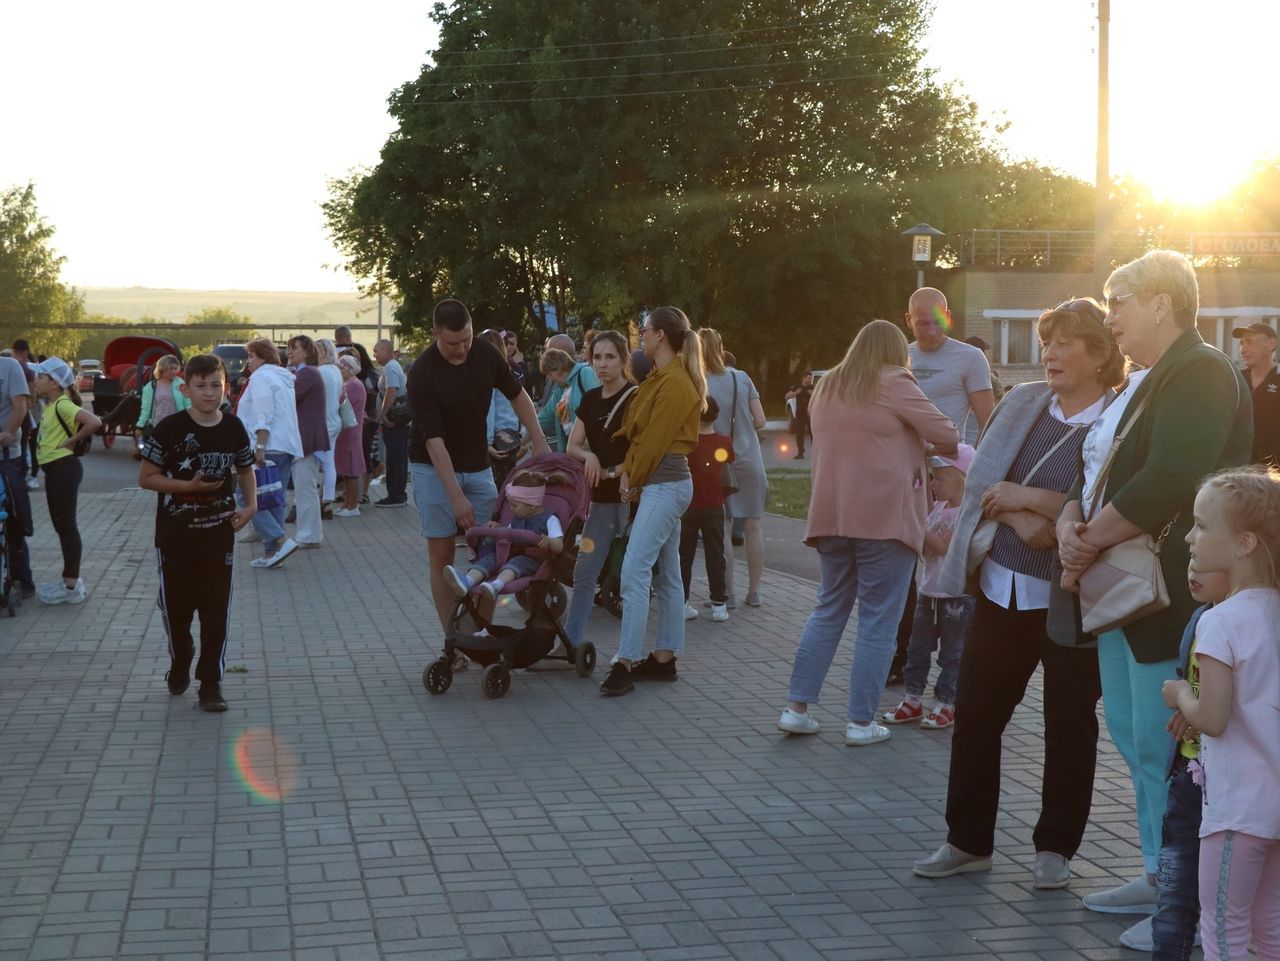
198;684;228;713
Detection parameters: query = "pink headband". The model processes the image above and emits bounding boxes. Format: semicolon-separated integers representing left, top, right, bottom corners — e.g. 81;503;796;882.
507;484;546;507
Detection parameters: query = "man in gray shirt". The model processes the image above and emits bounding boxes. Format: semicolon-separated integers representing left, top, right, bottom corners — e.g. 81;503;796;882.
0;355;35;597
906;287;995;445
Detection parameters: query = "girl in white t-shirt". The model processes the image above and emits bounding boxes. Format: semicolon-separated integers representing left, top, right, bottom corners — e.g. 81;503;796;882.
1163;467;1280;961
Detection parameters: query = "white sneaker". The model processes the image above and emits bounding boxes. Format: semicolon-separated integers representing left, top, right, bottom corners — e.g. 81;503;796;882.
1083;875;1158;914
443;565;470;599
332;507;361;518
477;580;499;603
710;603;729;622
845;720;891;746
684;604;699;620
250;554;275;568
1118;915;1153;952
267;538;298;568
777;708;820;735
237;526;262;543
26;476;39;490
37;579;86;605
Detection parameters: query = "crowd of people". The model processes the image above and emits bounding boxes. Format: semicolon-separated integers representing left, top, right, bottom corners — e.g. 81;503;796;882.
3;248;1278;960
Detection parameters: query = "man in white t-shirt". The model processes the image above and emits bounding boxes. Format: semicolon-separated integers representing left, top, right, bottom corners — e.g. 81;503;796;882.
906;288;995;446
886;288;996;685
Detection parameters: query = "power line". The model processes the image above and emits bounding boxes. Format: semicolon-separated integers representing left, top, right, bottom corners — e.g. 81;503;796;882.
414;71;885;106
431;17;855;57
412;50;903;89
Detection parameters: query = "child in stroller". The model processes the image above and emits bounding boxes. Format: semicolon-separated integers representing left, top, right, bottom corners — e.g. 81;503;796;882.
424;452;595;699
443;468;565;602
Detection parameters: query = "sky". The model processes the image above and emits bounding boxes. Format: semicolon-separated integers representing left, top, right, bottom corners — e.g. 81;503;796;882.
2;1;1277;293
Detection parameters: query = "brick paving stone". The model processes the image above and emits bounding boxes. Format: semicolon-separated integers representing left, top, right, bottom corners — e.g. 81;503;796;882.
0;477;1153;959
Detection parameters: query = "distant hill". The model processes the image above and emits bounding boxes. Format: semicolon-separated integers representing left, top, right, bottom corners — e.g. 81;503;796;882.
81;287;395;335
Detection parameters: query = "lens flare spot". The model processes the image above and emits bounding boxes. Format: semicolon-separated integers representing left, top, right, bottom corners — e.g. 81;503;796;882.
932;303;952;332
231;727;298;803
713;448;729;463
580;537;596;554
779;442;790;454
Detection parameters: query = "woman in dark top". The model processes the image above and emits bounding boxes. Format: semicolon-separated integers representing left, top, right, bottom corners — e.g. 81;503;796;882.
912;299;1121;889
564;330;637;646
1055;250;1251;943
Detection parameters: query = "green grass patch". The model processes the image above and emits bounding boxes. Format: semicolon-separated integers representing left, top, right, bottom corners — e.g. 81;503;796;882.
767;469;811;520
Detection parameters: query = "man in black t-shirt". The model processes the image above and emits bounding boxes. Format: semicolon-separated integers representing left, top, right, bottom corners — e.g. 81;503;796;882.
140;355;257;713
785;371;814;458
1233;322;1280;466
408;299;550;631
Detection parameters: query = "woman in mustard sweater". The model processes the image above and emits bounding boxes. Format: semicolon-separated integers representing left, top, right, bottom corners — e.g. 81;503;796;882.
600;307;706;696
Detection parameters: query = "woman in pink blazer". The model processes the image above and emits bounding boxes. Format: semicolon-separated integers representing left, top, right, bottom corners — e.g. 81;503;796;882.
777;320;958;745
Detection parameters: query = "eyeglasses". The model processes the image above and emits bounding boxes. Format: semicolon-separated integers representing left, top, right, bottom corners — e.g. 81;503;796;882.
1054;298;1106;323
1106;291;1136;312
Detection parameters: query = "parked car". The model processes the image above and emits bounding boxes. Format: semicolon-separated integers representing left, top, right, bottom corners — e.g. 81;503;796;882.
76;359;102;393
212;343;248;392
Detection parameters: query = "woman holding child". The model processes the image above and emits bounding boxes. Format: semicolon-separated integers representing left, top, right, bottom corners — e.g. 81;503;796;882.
912;298;1122;889
776;319;957;745
598;307;706;696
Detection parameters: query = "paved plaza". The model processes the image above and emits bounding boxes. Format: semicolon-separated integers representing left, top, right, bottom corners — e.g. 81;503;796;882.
1;446;1168;961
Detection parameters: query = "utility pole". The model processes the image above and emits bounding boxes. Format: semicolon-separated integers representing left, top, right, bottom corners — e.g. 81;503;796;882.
1094;0;1112;290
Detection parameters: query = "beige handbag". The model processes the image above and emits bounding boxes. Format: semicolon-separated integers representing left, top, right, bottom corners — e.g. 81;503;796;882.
1076;393;1172;635
965;423;1086;572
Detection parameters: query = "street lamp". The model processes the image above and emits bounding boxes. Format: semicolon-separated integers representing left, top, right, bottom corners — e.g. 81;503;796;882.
900;222;945;290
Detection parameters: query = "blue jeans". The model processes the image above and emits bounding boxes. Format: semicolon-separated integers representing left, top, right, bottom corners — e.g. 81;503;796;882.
787;537;917;723
382;424;409;501
411;464;497;540
617;479;692;662
248;451;294;553
1097;629;1178;874
1153;762;1202;961
564;501;630;645
903;594;974;705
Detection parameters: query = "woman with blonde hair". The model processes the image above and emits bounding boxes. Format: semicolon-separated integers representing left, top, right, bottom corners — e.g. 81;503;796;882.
314;338;344;506
599;307;706;696
134;354;190;458
700;328;768;607
777;319;957;745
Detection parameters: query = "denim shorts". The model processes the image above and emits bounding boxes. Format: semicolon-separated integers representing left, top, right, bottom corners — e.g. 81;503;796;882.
411;463;498;539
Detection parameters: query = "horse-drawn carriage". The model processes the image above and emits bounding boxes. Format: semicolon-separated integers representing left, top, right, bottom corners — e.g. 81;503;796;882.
91;335;183;448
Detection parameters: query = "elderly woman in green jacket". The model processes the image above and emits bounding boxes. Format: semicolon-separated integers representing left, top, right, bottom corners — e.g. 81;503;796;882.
1055;250;1251;946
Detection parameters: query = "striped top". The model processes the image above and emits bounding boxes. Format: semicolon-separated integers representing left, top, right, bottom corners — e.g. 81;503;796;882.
988;409;1087;582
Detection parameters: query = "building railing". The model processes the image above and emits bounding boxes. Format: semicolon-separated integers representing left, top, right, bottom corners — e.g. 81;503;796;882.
958;230;1195;268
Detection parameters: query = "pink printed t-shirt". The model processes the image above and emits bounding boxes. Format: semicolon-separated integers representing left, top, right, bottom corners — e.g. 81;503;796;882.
1194;587;1280;840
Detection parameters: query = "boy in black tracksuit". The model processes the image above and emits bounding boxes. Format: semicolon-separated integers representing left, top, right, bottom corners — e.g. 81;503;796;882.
139;355;256;712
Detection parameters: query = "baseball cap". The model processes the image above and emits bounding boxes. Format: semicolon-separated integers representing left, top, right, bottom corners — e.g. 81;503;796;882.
1231;322;1277;340
928;442;975;475
32;357;75;388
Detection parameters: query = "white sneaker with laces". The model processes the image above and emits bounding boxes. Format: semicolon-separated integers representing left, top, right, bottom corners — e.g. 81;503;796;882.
777;709;820;734
845;720;891;746
37;579;85;605
26;476;39;490
710;603;729;622
684;604;699;620
333;507;361;517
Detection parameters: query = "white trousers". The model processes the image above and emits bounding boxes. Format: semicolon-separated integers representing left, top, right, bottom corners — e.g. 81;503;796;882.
292;454;324;545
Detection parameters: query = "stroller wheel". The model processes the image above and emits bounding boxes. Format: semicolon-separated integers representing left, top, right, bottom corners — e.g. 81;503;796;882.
481;662;510;699
575;642;596;678
424;659;453;695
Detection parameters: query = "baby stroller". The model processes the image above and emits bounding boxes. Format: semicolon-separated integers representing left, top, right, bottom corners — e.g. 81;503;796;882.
423;452;594;699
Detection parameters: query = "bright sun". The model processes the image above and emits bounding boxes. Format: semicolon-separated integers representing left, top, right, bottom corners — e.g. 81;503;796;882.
1127;152;1260;209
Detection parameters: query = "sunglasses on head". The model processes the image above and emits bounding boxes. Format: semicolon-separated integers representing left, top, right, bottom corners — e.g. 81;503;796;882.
1054;298;1106;322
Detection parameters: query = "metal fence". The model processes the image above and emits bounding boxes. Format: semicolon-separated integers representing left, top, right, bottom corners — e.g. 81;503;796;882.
959;229;1193;269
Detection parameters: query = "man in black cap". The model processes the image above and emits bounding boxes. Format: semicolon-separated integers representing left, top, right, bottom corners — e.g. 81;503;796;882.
1233;321;1280;466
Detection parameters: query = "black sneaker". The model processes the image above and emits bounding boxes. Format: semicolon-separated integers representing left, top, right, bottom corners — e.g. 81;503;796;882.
166;666;190;695
374;497;407;508
600;663;634;696
198;684;228;713
630;654;677;682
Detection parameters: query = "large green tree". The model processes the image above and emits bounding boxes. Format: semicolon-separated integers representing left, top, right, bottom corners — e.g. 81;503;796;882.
326;0;1093;389
0;182;85;356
